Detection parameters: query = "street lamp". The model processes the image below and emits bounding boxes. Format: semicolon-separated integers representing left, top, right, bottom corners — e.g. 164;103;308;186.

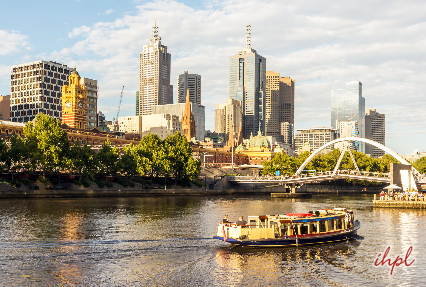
231;144;234;176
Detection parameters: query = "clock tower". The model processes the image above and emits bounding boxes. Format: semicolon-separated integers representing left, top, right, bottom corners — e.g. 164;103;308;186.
61;68;88;129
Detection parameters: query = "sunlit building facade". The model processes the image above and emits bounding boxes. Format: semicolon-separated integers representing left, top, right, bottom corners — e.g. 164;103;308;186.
10;60;71;122
265;71;295;147
214;99;242;136
295;127;337;155
80;77;97;129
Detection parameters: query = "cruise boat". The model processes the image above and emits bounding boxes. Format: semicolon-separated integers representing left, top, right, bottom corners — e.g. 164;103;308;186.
214;208;360;247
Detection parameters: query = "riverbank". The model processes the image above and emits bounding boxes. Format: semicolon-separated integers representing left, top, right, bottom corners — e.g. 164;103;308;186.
0;182;382;198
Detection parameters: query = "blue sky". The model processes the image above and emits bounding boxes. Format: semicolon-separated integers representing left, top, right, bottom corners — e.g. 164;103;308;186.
1;0;426;155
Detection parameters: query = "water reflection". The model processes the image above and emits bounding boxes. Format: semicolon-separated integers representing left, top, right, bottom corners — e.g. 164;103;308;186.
0;196;425;285
214;241;360;286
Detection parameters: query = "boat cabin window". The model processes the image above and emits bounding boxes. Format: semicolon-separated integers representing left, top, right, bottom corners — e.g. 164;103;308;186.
337;219;343;229
249;219;256;226
301;224;309;235
280;225;288;236
320;221;326;232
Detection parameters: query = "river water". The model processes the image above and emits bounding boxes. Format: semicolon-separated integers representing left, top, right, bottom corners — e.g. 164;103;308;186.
0;194;424;286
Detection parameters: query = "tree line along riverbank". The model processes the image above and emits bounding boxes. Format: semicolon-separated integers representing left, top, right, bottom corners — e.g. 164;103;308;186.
0;114;201;189
2;113;425;193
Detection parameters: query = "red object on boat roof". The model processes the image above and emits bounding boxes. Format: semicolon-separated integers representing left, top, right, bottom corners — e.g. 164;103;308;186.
286;213;314;217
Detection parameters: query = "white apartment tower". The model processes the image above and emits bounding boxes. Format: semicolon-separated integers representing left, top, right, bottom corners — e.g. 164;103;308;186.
177;71;201;104
139;19;171;115
10;60;71;122
80;77;98;129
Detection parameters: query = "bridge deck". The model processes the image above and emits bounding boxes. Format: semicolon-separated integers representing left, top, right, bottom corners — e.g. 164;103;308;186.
229;174;390;184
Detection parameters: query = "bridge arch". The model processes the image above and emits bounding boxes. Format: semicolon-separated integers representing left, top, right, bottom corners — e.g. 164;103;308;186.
295;137;418;175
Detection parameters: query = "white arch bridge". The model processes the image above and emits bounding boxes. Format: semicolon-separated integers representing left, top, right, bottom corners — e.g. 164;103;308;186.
229;137;425;187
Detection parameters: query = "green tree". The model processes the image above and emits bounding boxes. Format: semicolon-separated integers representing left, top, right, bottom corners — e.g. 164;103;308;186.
66;141;96;180
379;154;399;173
119;144;138;176
0;137;9;173
262;152;296;176
294;151;313;172
137;133;165;178
23;113;69;174
96;140;119;176
413;157;426;174
185;157;201;181
7;136;29;173
163;132;200;184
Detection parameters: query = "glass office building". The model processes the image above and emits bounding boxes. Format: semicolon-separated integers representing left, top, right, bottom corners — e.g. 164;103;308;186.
331;81;365;152
229;25;266;138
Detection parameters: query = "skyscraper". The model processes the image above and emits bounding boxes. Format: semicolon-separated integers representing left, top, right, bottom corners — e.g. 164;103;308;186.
177;71;201;104
229;25;266;138
10;60;71;123
265;71;295;147
365;108;385;158
139;19;171;115
331;81;365;152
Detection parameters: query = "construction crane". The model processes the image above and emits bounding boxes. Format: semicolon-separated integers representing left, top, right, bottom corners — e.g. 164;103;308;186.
114;85;124;123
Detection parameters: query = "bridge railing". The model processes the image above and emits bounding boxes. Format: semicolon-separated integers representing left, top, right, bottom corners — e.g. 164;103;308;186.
229;170;390;181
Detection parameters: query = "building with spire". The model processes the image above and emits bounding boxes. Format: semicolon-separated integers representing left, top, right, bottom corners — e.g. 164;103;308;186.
181;89;196;141
139;19;171;115
229;25;266;139
61;69;87;129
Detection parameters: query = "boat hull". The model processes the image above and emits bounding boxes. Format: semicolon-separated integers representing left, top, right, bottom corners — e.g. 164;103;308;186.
214;220;360;247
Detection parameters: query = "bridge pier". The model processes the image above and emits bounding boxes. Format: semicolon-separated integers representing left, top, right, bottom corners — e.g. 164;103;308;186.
290;184;296;194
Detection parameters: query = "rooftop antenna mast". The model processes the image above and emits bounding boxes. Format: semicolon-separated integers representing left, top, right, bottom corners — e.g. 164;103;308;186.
245;23;251;49
151;17;161;43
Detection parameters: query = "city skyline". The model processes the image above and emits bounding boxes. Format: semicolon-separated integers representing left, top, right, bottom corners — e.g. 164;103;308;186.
0;0;425;154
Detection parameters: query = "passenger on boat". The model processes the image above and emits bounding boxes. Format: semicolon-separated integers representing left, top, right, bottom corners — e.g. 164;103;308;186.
292;225;298;236
222;215;229;223
236;216;247;226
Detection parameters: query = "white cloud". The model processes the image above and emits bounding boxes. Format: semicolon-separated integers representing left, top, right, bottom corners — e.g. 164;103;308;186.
105;9;114;15
0;30;30;56
68;26;92;38
46;0;426;153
